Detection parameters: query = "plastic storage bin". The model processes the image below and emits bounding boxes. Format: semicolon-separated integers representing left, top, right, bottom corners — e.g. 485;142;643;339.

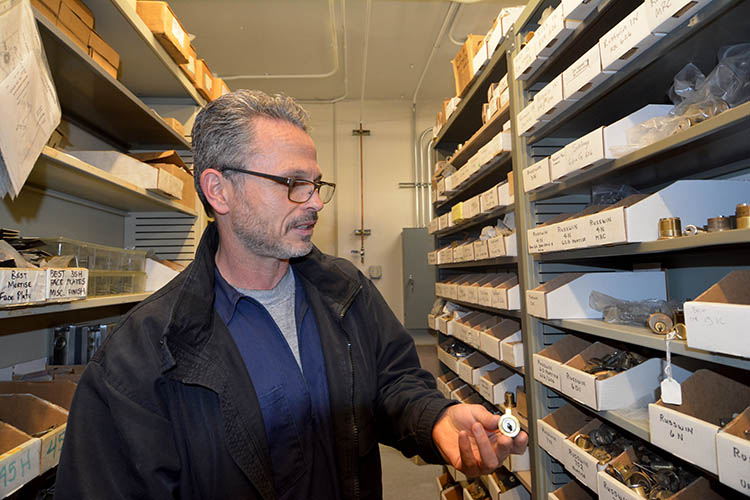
41;237;147;272
88;271;147;296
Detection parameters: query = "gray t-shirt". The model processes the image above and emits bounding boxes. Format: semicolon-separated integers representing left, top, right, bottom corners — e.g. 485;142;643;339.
235;267;301;370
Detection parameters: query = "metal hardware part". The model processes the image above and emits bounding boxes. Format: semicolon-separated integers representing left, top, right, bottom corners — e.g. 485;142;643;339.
648;313;673;334
658;217;682;239
682;224;704;236
707;216;731;232
574;433;594;452
737;203;750;229
504;391;515;409
499;408;520;438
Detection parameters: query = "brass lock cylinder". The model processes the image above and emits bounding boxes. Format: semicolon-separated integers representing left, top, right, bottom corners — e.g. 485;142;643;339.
737;203;750;229
658;217;682;239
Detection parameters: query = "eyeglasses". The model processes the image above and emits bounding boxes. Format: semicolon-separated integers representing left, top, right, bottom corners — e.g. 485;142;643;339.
221;167;336;204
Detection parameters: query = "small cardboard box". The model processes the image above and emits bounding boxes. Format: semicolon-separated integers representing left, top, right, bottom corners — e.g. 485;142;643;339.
0;422;40;498
131;151;197;210
441;484;462;500
162;117;185;137
533;335;592;391
535;75;576;123
89;47;118;79
563;43;608;100
57;3;91;50
179;44;198;84
0;394;67;474
685;270;750;359
599;3;664;72
491;275;521;311
648;369;750;474
716;407;750;495
436;372;458;397
516;99;541;137
136;1;190;64
548;479;595;500
533;4;581;58
560;343;691;411
480;184;500;213
523;158;552;193
44;267;88;301
537;404;592;463
527;213;572;254
445;378;469;400
435;472;453;497
513;37;549;81
61;0;93;28
645;0;713;34
482;471;530;500
452;385;474;402
478;366;523;405
562;419;615;490
479;318;521;361
0;269;47;307
458;352;498;387
473;240;490;262
88;31;120;69
427;251;437;266
437;343;463;373
503;447;530;472
487;234;507;258
197;59;215;101
471;40;489;77
30;0;59;24
504;232;517;257
497;181;513;207
464;195;481;220
525;271;667;320
451;34;486;96
0;380;77;410
501;333;525;368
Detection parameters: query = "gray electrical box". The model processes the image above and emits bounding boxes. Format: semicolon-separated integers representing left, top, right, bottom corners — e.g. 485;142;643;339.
401;228;436;330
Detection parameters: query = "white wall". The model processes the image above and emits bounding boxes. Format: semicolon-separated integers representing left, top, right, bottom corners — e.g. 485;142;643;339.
304;100;439;323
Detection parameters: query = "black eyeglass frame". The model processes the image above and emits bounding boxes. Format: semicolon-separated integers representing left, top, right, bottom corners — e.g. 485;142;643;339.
220;167;336;204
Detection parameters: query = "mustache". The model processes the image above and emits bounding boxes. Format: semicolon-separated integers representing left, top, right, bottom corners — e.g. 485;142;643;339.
286;213;318;230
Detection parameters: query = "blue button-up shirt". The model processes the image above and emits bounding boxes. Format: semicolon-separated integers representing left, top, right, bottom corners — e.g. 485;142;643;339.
214;268;341;500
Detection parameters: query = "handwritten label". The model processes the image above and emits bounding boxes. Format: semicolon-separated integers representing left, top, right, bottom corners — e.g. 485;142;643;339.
487;236;506;257
717;430;750;495
564;44;601;99
171;17;186;48
557;220;588;250
480;188;499;211
562;368;597;408
516;101;539;135
476;288;492;307
535;76;564;118
491;289;508;310
473;241;489;261
523;159;551;192
478;379;494;402
534;355;561;389
685;301;749;358
567;128;604;173
534;4;564;55
41;428;65;472
599;4;650;69
647;0;700;32
465;287;478;304
648;405;720;473
427;252;437;265
0;440;40;497
513;42;537;80
526;291;546;318
598;475;634;500
566;444;594;485
584;209;626;246
0;269;45;305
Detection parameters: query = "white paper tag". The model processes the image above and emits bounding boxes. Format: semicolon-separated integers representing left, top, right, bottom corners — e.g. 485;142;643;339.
661;329;683;405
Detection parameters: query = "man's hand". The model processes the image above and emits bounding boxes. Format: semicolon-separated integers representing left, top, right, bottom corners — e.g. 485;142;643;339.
432;404;528;478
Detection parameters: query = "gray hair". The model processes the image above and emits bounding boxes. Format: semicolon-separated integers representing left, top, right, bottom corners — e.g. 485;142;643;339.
191;89;310;215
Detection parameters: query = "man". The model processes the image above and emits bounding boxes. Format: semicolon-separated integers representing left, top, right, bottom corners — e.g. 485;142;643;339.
56;90;527;499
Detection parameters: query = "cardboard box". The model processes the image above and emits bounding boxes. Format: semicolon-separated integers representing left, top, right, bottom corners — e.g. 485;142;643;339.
503;447;530;472
533;4;581;58
0;269;47;307
501;334;524;368
526;271;667;319
131;151;197;210
487;234;507;258
563;44;608;101
179;44;198;84
645;0;714;34
436;373;458;397
197;59;215;101
435;472;452;497
527;213;572;254
464;195;481;220
599;3;664;72
57;4;91;50
451;34;486;96
533;335;592;391
497;181;513;207
478;366;523;405
0;394;67;473
30;0;58;24
44;267;88;301
479;318;521;361
562;419;614;490
717;406;750;495
459;352;499;387
536;75;576;122
685;270;750;359
427;251;437;266
473;240;490;262
437;343;464;373
136;1;190;64
446;465;468;483
0;380;77;410
88;31;120;69
0;422;40;498
516;99;540;137
523;158;552;193
537;404;592;463
561;0;602;21
561;343;691;411
477;274;514;307
498;6;525;37
513;38;549;81
471;40;489;77
212;77;229;100
89;47;118;79
548;479;595;500
452;385;475;403
504;232;517;257
441;484;462;500
491;275;520;311
649;370;750;474
61;0;93;28
162;117;185;137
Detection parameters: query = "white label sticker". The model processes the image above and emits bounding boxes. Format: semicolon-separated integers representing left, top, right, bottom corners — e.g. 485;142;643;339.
171;17;186;48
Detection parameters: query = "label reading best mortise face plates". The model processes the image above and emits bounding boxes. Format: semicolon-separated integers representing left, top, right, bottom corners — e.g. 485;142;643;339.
0;269;45;305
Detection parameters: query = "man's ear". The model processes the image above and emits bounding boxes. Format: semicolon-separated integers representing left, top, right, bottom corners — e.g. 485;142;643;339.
200;169;232;216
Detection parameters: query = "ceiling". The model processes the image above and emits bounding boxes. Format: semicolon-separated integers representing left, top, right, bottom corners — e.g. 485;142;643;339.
168;0;527;104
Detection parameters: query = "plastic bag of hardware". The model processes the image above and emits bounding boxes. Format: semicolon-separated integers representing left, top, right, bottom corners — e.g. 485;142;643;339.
430;297;446;315
591;184;640;207
589;291;680;326
479;225;497;240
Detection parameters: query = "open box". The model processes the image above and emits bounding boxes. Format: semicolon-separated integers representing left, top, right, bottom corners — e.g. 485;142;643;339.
467;316;504;349
560;342;692;411
562;418;618;490
462;275;499;305
497;181;514;207
526;271;666;320
535;75;577;123
598;448;726;500
455;274;484;302
444;378;469;400
491;275;521;311
563;43;609;101
438;342;465;373
482;471;530;500
458;352;499;386
427;251;438;266
533;3;581;58
503;447;530;472
464;195;482;220
526;204;607;253
505;233;517;257
0;380;77;410
479;318;521;361
516;99;541;137
501;333;525;368
477;273;515;307
527;213;573;254
548;479;595;500
550;105;673;180
487;234;509;258
537;404;593;463
599;3;665;72
0;394;67;473
523;158;552;193
717;406;750;494
435;472;454;497
685;270;750;359
473;240;490;262
648;369;750;474
436;372;459;397
562;0;603;20
480;184;501;213
0;422;40;498
645;0;714;35
478;365;523;405
452;385;475;403
533;335;592;391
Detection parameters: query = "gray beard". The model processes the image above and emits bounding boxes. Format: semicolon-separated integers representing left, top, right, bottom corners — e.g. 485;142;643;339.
231;211;315;260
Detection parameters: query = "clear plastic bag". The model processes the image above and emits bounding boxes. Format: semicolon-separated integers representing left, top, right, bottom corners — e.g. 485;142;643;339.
430;297;445;315
591;184;640;207
589;290;680;326
479;225;497;240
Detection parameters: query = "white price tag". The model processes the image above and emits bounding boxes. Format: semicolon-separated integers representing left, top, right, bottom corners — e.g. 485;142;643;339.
661;329;683;405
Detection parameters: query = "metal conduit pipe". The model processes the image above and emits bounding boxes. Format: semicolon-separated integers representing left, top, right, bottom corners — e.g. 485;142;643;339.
420;129;434;227
411;2;460;104
412;106;420;226
417;127;433;227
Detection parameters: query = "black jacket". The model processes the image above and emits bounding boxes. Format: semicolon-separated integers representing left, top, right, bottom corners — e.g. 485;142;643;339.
55;223;454;499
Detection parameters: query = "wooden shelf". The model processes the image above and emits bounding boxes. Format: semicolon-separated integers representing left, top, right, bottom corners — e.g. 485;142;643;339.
0;292;151;321
27;147;199;216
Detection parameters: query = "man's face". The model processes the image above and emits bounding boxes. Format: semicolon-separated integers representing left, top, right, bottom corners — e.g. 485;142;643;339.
228;117;324;260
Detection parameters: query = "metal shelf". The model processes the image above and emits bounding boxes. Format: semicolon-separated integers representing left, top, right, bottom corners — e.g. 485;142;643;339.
516;470;532;493
434;206;514;238
27;147;199;216
82;0;205;103
534;229;750;261
437;256;518;269
544;319;750;371
529;100;750;202
36;12;192;151
438;329;525;377
0;292;151;321
435;39;510;151
447;105;511;169
435;153;512;210
446;299;522;319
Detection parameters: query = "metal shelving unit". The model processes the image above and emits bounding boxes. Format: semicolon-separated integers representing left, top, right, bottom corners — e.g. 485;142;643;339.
431;1;750;498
